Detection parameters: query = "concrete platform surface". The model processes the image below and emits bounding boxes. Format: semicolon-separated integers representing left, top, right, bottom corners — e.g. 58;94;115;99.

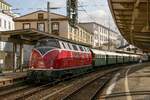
0;72;27;87
99;62;150;100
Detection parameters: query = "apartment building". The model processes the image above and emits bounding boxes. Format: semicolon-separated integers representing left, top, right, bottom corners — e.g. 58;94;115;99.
14;10;93;46
0;0;14;68
80;22;120;51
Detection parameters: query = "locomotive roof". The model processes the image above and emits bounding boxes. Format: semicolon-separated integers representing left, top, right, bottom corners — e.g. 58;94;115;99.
122;53;129;56
91;49;122;56
38;38;91;47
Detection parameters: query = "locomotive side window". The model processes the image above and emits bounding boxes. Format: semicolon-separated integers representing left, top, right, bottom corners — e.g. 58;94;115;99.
64;42;70;50
84;47;88;52
79;46;84;51
86;48;90;52
72;45;78;51
59;41;65;49
83;47;86;52
62;42;67;49
67;43;73;50
76;45;81;51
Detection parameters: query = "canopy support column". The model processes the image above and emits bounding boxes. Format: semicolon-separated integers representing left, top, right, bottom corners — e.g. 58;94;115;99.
19;44;24;72
13;43;17;72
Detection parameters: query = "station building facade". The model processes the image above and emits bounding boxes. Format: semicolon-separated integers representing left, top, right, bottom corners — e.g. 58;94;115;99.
0;0;15;69
14;10;93;46
79;22;120;51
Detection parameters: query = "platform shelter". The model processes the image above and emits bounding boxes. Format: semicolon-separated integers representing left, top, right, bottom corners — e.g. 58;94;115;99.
0;29;91;72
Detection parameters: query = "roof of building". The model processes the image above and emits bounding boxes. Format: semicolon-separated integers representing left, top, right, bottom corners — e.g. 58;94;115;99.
13;10;93;35
14;10;66;20
77;24;93;35
1;11;15;18
0;0;12;7
79;22;118;34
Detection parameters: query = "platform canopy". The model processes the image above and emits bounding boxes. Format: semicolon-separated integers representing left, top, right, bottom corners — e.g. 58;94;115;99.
0;28;91;47
108;0;150;52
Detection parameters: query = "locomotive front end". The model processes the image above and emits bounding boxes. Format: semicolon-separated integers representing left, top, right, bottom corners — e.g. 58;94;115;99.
28;39;60;82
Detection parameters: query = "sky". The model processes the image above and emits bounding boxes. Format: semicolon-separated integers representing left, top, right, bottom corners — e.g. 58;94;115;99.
5;0;117;31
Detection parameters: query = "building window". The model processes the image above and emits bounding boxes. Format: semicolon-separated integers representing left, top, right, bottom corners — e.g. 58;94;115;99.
69;26;72;33
38;13;44;20
0;3;2;9
0;19;1;27
8;22;11;29
52;22;59;35
37;23;45;32
4;20;6;28
23;23;30;29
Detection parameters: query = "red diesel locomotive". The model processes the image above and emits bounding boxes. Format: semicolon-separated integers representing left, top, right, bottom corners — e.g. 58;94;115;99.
28;38;92;81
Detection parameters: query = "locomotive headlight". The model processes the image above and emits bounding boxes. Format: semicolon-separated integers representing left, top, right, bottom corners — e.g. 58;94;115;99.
39;61;44;65
38;61;45;68
50;60;54;65
50;67;53;69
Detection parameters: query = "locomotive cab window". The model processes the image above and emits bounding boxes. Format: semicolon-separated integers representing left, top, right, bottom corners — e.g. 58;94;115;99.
36;39;60;48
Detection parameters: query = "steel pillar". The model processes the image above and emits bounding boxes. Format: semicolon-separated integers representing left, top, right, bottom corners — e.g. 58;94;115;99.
67;0;78;27
19;44;24;72
13;43;17;72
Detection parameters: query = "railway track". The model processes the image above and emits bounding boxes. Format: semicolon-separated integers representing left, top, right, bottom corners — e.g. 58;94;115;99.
0;80;60;100
62;70;117;100
0;80;31;96
40;68;120;100
0;67;121;100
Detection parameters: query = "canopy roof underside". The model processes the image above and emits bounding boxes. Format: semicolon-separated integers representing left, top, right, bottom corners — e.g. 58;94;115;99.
108;0;150;52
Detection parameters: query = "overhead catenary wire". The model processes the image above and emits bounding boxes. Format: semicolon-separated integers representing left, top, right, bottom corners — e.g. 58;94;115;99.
78;2;97;22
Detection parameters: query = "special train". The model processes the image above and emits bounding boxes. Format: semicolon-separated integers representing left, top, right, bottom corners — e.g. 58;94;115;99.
28;38;142;82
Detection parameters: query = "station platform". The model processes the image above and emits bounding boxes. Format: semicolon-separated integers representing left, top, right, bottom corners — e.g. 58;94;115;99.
99;62;150;100
0;71;27;87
